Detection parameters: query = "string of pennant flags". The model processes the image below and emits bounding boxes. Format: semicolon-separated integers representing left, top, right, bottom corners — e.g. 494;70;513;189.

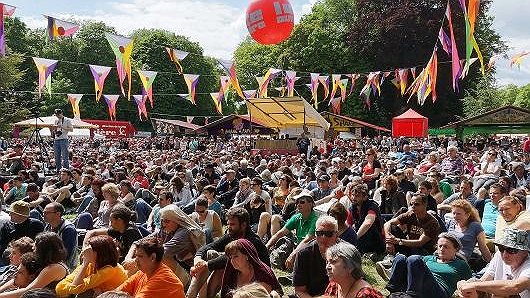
1;2;529;122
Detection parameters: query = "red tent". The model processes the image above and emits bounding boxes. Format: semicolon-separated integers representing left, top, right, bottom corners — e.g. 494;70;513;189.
392;108;428;137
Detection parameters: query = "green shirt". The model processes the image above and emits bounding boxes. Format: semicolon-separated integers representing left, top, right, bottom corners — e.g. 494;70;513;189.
422;255;472;296
285;210;319;244
439;181;454;199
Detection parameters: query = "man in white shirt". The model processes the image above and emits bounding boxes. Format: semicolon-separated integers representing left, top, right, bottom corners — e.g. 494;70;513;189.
457;228;530;298
51;109;73;172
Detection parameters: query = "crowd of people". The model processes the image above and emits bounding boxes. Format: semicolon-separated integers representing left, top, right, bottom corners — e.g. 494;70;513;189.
0;133;528;298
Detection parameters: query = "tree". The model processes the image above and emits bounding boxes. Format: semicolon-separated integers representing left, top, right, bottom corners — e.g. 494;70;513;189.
233;0;506;127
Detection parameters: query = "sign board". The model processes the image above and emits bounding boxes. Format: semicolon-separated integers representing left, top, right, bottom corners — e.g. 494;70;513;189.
83;119;136;138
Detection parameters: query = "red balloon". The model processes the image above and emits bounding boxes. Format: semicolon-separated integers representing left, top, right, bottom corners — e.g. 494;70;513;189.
246;0;294;45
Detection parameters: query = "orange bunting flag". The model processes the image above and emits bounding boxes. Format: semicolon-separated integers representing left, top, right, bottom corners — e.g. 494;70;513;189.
67;94;83;119
510;51;529;69
398;69;409;95
406;49;438;105
132;95;148;121
103;95;119;121
166;47;189;74
257;68;282;98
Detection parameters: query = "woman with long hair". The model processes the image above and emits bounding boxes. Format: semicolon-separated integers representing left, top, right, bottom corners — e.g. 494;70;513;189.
221;239;282;298
270;174;293;212
0;253;42;294
325;242;383;298
56;235;127;297
426;177;445;204
360;148;381;190
447;199;492;263
0;232;68;297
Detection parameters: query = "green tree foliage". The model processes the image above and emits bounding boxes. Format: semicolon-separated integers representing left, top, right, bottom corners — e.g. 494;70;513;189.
1;18;222;133
464;80;530;116
234;0;505;127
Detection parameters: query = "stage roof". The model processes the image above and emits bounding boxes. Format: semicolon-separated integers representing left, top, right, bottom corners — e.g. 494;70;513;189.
245;96;330;130
13;116;98;129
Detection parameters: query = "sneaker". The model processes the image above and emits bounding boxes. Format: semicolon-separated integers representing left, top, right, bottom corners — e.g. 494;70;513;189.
379;254;395;267
375;261;391;281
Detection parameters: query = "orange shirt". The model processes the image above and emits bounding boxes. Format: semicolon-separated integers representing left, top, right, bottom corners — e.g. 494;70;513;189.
118;263;184;298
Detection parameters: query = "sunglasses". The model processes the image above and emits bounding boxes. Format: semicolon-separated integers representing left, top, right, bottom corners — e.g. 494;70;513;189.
410;202;422;207
297;200;307;205
315;230;335;237
497;245;520;254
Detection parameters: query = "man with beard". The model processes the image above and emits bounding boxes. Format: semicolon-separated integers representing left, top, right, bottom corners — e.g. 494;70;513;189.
187;207;268;298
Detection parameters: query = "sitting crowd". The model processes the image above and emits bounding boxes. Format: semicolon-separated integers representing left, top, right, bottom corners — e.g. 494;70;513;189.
0;134;528;298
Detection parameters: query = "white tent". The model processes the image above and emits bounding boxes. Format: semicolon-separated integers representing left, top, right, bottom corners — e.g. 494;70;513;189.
13;116;98;129
38;127;104;138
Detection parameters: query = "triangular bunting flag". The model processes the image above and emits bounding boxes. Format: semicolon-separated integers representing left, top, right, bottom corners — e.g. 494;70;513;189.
103;95;120;121
132;95;148;121
0;3;15;56
105;33;134;100
219;59;245;100
318;75;330;100
258;68;282;98
166;47;189;74
137;70;157;108
309;73;320;108
32;57;58;97
210;93;223;114
45;15;79;41
67;94;83;119
183;74;199;105
510;51;529;69
329;74;341;100
285;71;297;97
88;64;112;102
243;90;257;100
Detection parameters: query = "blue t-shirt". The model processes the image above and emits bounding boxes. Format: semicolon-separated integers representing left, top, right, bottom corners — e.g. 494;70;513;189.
482;200;499;238
209;200;223;217
423;255;472;296
446;220;483;259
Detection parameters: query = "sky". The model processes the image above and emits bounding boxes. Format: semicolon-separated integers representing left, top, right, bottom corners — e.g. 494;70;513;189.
5;0;530;87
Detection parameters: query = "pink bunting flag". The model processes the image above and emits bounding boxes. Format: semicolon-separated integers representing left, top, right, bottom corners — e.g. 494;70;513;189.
285;71;297;97
446;2;462;92
183;74;200;105
166;47;189;74
32;57;58;97
186;116;194;123
346;74;360;96
0;3;15;56
89;64;112;102
105;33;133;100
103;95;120;121
438;28;452;56
67;94;83;119
132;95;148;121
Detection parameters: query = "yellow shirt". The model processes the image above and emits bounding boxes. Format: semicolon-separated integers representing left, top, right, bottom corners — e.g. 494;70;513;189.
56;263;127;297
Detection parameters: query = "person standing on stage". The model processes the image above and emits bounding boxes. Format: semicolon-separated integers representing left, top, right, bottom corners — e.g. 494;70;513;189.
52;109;73;172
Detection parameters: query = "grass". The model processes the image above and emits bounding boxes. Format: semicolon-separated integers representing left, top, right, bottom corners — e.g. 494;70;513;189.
274;257;390;296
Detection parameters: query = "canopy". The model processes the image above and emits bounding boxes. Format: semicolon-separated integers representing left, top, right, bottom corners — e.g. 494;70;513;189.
246;96;330;130
392;108;428;138
13;116;98;129
38;128;104;138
